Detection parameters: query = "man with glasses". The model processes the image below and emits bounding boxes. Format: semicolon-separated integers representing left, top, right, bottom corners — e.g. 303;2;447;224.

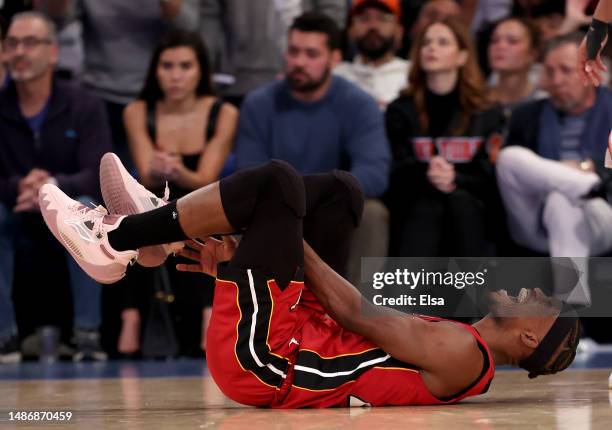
0;12;111;363
335;0;408;111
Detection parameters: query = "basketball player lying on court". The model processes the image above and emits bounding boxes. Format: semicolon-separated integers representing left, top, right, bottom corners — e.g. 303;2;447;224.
38;154;579;408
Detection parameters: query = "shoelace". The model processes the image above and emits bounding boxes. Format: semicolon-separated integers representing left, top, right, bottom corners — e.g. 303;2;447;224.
136;180;170;203
162;182;170;202
66;202;139;264
67;202;109;240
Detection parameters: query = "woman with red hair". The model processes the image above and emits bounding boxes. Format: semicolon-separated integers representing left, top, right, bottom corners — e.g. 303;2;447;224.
385;17;504;257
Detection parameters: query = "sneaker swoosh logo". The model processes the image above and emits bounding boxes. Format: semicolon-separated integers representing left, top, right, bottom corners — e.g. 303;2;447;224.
64;219;94;242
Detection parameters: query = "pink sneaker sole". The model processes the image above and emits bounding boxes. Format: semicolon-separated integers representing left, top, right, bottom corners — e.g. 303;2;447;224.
99;153;182;267
39;185;132;284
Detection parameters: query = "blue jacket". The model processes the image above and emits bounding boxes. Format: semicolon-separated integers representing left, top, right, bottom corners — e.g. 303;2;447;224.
505;87;612;190
0;79;112;207
235;76;391;198
506;87;612;162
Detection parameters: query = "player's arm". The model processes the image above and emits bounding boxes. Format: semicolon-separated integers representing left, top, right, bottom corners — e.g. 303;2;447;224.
303;241;483;398
579;0;612;86
594;0;612;21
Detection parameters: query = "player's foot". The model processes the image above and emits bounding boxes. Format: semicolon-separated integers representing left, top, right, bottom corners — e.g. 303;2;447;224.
39;183;138;284
99;152;183;267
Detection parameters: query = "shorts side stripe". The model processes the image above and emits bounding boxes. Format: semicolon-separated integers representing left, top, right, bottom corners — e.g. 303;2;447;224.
231;269;289;387
293;348;391;391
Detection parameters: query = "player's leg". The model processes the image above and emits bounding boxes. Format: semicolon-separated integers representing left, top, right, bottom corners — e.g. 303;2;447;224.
205;161;306;406
38;160;305;285
301;171;364;277
219;159;305;290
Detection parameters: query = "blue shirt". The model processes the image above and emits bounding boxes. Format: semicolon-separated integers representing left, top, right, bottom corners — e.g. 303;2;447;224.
235;76;390;198
24;101;51;135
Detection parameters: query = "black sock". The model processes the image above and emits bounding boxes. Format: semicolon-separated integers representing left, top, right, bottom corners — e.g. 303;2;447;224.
107;201;189;251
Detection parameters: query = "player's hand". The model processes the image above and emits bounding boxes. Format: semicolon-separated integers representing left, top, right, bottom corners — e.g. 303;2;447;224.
176;237;237;277
578;27;608;86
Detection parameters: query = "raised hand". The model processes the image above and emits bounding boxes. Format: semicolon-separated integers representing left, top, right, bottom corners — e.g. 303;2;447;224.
176;237;237;277
578;33;608;86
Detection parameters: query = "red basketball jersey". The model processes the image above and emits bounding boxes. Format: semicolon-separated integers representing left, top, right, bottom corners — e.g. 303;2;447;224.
206;267;495;408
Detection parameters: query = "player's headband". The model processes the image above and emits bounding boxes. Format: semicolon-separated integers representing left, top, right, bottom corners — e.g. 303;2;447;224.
519;304;580;379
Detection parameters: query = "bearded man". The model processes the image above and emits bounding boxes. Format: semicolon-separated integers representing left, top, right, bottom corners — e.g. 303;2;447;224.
335;0;408;111
234;12;391;282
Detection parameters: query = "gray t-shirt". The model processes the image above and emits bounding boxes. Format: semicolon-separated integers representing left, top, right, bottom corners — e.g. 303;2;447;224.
63;0;199;104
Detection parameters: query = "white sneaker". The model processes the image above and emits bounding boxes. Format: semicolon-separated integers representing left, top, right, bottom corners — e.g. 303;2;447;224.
39;183;138;284
99;152;183;267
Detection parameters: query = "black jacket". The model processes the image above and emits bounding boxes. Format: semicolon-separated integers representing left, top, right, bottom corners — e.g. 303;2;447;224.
0;79;112;207
385;94;505;209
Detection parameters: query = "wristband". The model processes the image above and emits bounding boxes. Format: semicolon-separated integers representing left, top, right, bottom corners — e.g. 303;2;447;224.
586;18;608;60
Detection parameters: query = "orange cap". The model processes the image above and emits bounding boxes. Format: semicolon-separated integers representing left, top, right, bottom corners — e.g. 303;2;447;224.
351;0;401;18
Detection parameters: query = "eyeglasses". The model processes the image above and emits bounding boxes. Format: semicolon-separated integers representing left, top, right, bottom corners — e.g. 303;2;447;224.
4;36;53;52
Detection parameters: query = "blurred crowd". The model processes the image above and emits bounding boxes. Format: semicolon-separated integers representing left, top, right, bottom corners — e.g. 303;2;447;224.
1;0;611;363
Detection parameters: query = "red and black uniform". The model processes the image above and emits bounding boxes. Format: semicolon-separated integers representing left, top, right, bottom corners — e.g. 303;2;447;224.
208;160;493;408
207;267;494;408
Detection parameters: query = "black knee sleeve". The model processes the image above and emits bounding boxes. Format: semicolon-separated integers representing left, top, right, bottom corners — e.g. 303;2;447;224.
266;160;306;218
331;170;365;227
220;160;306;230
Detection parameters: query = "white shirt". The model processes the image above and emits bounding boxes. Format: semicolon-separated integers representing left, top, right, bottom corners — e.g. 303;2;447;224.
334;56;409;111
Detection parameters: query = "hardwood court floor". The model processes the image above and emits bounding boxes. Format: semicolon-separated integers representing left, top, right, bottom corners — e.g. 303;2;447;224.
1;368;612;429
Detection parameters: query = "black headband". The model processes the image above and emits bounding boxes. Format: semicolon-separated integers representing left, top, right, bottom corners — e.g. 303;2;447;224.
519;304;579;379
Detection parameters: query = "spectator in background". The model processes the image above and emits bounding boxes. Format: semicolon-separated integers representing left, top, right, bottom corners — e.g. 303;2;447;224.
0;12;111;362
514;0;592;42
121;30;237;356
235;12;390;284
0;0;30;22
410;0;461;49
335;0;408;110
496;32;612;304
467;0;513;34
385;17;504;258
39;0;200;167
487;17;547;118
199;0;346;106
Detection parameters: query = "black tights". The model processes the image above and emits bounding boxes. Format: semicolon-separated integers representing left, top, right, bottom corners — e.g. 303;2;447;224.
219;161;364;290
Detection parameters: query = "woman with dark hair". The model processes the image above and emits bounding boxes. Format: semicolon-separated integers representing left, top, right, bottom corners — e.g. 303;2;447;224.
385;17;504;258
125;30;237;191
121;30;238;356
488;17;545;110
